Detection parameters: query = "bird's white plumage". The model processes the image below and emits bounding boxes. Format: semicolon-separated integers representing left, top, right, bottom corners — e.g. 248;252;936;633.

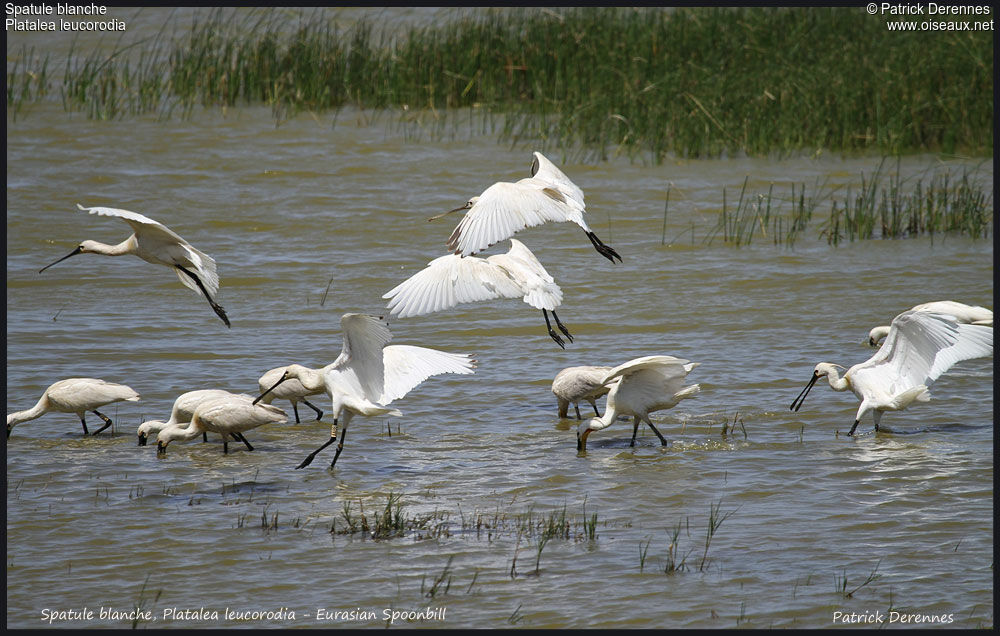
380;344;477;404
383;239;562;317
157;394;286;449
257;367;325;403
852;311;993;399
445;152;591;257
137;389;241;441
552;365;613;418
867;300;992;346
7;377;140;433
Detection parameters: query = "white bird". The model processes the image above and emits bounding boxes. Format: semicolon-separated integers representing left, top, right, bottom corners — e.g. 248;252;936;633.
7;378;140;438
577;356;700;451
429;151;622;263
383;238;575;348
156;394;287;455
868;301;993;346
792;311;993;435
256;366;324;423
552;365;614;419
136;389;244;446
39;204;230;327
253;313;475;469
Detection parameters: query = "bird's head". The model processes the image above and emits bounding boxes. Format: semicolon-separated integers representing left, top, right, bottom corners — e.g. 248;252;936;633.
867;326;890;347
576;418;600;452
136;420;165;446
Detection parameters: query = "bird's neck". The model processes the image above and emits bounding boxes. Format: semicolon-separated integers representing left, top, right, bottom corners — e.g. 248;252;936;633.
6;395;49;426
824;369;850;392
89;236;137;256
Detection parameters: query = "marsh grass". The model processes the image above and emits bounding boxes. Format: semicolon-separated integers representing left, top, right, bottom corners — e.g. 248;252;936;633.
9;7;992;159
707;162;992;246
836;558;883;598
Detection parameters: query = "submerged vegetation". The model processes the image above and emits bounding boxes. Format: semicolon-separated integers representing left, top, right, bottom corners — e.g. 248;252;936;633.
6;7;994;159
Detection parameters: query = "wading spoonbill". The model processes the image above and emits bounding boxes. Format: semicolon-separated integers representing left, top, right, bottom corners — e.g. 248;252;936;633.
156;394;287;455
867;301;993;346
577;356;700;451
552;365;613;419
256;366;325;423
429;151;622;263
137;389;246;445
383;239;575;348
7;378;140;438
254;313;475;470
39;204;230;327
792;311;993;435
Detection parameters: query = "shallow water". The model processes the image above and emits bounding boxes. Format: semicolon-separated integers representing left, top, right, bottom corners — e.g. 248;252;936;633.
6;8;995;630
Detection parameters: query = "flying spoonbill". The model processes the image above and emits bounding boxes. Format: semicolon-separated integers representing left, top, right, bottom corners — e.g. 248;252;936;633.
867;301;993;346
156;394;287;455
383;238;575;348
552;365;613;419
253;313;475;470
39;204;230;327
7;378;140;438
792;310;993;435
429;151;622;263
577;356;700;451
256;366;325;423
137;389;246;446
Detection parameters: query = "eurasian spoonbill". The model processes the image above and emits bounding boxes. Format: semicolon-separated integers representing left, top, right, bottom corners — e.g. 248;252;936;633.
791;311;993;435
156;394;287;455
137;389;245;446
552;365;613;419
39;204;230;327
577;356;700;451
383;238;575;348
7;378;140;438
867;301;993;346
430;151;622;263
253;313;475;469
256;366;325;423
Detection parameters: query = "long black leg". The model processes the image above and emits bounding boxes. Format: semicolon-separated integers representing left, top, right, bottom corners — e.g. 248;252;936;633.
292;402;302;424
202;432;208;443
296;419;338;469
630;416;640;447
550;310;574;343
175;264;231;327
302;399;323;420
78;414;90;435
235;432;254;451
847;419;861;436
645;418;668;446
90;410;113;435
585;231;622;263
329;422;349;468
573;403;582;420
543;310;566;348
589;400;601;417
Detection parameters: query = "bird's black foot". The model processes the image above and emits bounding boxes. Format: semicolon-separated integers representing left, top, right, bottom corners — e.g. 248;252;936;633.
586;231;622;263
547;328;566;349
211;301;231;328
552;311;574;343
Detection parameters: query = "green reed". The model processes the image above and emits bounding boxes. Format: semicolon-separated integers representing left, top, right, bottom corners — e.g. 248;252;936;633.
6;45;50;121
9;7;992;158
706;162;992;247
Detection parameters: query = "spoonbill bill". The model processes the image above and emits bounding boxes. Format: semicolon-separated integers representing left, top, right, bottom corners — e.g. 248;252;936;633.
867;301;993;346
430;151;622;263
7;378;140;438
552;365;613;419
256;366;325;423
253;313;475;470
137;389;245;445
156;394;287;455
39;204;230;327
792;310;993;435
383;238;575;348
577;356;700;451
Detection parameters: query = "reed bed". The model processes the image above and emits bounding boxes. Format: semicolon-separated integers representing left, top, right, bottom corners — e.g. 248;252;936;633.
8;7;993;159
703;162;992;247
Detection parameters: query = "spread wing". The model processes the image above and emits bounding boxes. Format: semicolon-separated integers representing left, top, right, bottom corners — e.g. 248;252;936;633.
329;314;393;402
379;345;476;404
383;253;524;317
446;181;582;257
603;355;693;385
530;151;585;209
853;310;993;392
